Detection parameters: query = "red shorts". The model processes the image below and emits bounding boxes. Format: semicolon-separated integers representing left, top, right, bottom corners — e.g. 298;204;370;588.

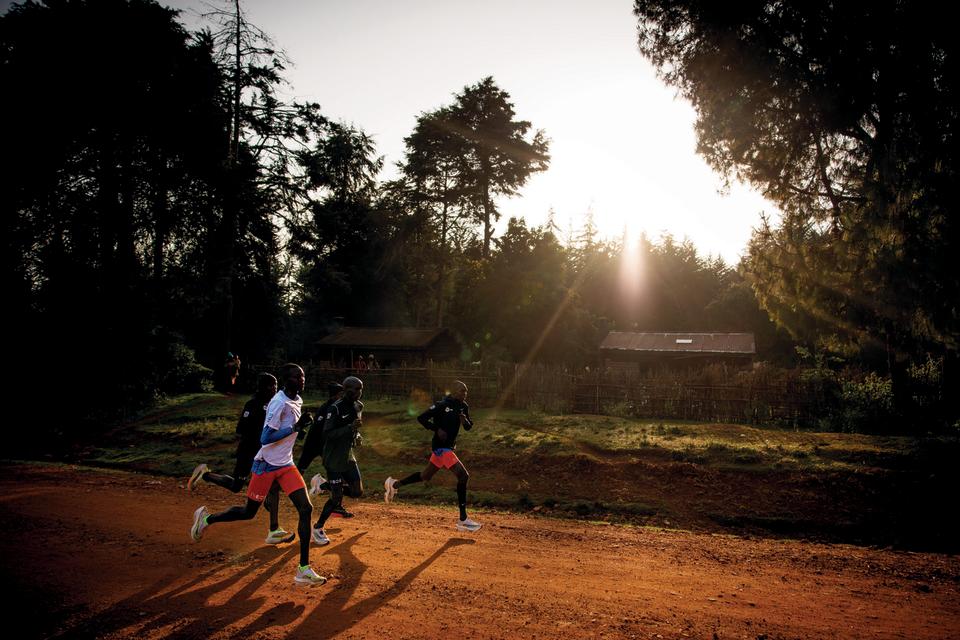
247;464;307;502
429;448;461;469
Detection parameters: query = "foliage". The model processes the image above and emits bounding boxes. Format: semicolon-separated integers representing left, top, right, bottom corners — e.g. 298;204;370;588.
633;0;959;426
6;0;954;430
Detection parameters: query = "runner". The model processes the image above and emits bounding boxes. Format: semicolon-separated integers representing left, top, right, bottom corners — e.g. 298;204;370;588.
190;363;326;585
187;372;291;544
384;381;481;532
310;376;365;545
299;382;354;518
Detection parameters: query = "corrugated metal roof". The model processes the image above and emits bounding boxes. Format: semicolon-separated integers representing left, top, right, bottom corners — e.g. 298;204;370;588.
599;332;756;354
316;327;448;349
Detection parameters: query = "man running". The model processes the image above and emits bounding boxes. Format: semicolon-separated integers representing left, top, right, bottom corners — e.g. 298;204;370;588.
310;376;365;545
384;381;481;532
190;363;326;585
187;373;291;544
298;382;352;517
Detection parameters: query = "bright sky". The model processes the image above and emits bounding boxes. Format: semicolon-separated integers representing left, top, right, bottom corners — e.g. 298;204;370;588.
6;0;778;263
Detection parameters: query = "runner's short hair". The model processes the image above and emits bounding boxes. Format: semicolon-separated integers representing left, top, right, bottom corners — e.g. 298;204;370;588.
279;363;303;380
257;372;277;390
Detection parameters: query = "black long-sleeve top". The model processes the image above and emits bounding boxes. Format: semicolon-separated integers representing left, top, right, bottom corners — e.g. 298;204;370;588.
236;395;269;444
417;396;472;451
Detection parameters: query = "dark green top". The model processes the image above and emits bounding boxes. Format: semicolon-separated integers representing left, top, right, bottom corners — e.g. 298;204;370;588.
321;397;362;472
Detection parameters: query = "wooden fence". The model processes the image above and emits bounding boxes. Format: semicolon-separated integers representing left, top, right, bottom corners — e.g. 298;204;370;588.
248;361;816;426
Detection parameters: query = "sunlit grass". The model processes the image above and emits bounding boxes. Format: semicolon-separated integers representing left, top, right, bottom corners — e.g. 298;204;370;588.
75;393;958;511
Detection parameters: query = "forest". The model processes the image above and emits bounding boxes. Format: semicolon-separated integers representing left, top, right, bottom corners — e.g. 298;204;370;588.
4;0;956;435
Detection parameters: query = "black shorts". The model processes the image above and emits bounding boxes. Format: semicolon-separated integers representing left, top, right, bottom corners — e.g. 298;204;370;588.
325;460;361;485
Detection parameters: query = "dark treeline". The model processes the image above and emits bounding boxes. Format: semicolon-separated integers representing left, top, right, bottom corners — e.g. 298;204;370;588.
4;0;956;435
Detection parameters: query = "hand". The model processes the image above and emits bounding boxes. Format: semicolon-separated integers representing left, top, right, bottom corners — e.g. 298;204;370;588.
296;412;314;431
354;432;363;448
436;428;447;442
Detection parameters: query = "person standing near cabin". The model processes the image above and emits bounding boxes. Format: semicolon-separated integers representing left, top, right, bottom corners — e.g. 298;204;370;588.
383;381;481;532
221;352;241;393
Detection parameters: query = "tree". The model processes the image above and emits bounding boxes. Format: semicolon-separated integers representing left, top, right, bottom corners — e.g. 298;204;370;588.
446;77;550;258
633;1;959;366
291;121;410;335
401;107;475;326
1;0;229;420
199;0;325;358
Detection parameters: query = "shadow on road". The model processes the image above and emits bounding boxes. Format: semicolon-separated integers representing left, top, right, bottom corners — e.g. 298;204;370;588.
293;535;477;636
52;545;298;640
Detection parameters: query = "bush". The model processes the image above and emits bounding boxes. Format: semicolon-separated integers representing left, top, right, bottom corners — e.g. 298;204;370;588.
838;372;895;433
153;336;213;394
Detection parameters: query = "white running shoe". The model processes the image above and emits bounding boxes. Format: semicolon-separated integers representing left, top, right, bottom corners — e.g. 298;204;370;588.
311;527;330;546
190;505;210;541
265;528;295;545
309;473;326;496
294;565;327;585
456;517;482;533
384;477;397;503
187;463;209;492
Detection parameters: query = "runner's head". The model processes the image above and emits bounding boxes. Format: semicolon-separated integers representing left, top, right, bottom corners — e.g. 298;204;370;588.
257;372;278;399
450;380;468;401
327;381;344;399
342;376;363;401
280;363;305;396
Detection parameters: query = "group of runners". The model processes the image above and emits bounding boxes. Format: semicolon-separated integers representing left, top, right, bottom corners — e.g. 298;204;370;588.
187;363;481;586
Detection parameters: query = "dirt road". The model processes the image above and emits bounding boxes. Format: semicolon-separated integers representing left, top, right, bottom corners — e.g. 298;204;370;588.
2;463;957;639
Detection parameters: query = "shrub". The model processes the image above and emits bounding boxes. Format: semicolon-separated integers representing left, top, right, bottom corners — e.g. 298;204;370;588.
838;372;894;433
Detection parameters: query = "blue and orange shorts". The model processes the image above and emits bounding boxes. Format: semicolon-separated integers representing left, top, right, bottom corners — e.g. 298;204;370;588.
247;464;307;502
429;448;461;469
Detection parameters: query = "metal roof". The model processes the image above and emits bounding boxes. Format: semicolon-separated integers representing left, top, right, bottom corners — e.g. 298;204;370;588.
599;332;756;354
316;327;449;349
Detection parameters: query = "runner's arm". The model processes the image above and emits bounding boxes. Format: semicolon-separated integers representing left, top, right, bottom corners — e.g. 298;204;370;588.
322;405;354;439
417;404;439;431
261;424;295;444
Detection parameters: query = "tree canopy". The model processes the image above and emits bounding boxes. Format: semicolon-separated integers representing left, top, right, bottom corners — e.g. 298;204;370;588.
633;0;959;364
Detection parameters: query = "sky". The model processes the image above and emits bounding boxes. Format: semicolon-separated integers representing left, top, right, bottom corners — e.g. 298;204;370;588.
5;0;778;263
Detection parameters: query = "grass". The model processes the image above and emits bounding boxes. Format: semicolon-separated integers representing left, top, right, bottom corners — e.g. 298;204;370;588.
78;392;956;479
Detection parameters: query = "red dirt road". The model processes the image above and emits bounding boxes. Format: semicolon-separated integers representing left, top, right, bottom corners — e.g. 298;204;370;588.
2;464;958;640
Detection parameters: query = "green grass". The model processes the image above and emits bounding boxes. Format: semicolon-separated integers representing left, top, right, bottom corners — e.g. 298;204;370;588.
93;393;957;479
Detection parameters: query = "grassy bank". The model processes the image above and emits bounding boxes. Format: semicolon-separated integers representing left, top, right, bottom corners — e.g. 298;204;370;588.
55;393;960;550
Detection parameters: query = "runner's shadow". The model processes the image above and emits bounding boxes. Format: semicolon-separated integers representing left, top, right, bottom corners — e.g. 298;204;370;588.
54;545;298;640
294;536;476;636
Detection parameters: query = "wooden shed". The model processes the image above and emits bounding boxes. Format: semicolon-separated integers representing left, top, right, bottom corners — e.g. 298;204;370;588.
315;327;461;368
599;332;756;370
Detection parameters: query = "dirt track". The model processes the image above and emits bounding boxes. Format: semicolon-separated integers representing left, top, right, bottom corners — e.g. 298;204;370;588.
2;464;958;640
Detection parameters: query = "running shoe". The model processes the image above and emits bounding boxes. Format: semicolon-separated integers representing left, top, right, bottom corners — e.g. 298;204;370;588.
187;463;209;491
190;505;210;541
265;528;296;545
311;527;330;546
309;473;326;496
456;517;482;533
294;565;327;585
383;477;397;503
330;505;354;519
